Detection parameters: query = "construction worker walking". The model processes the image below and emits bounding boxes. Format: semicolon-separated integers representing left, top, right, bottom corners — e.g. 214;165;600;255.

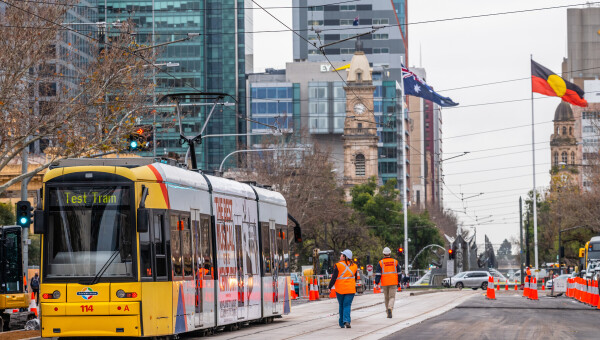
328;249;358;328
374;247;402;318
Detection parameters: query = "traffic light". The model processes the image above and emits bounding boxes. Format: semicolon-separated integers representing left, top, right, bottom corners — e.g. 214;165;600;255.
16;201;33;227
448;248;454;260
397;247;404;256
128;125;153;151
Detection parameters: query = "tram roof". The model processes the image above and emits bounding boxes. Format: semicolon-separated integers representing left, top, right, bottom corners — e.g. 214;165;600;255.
149;163;210;191
251;185;286;207
204;174;256;200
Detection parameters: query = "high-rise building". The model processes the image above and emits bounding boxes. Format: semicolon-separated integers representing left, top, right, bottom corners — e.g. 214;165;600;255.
560;6;600;189
292;0;406;80
247;60;406;195
103;0;252;172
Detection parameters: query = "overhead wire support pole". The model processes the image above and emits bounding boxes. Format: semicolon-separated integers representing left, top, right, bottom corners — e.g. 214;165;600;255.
530;54;539;276
400;60;409;273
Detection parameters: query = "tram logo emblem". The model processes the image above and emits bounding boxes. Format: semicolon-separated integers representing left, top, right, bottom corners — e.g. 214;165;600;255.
77;287;99;300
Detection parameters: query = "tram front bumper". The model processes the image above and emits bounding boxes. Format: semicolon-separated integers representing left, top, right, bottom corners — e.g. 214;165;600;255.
41;302;141;337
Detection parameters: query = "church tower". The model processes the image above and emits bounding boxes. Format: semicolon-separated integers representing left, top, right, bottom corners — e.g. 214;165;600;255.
343;46;379;194
550;101;580;185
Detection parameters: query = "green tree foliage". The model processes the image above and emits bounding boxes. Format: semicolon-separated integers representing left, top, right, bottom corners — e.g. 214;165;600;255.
0;203;15;225
28;234;41;267
351;177;444;269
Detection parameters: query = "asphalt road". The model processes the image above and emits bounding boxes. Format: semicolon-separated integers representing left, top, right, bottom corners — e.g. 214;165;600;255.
383;292;599;339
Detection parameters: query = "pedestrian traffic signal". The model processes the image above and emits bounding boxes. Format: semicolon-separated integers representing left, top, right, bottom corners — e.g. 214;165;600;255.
128;125;153;151
448;248;454;260
397;247;404;256
16;201;33;227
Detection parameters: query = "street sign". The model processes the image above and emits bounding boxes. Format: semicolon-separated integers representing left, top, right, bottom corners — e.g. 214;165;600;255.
367;264;373;276
447;260;454;277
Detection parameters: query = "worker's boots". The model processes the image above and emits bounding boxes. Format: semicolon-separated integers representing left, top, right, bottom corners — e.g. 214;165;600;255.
386;309;392;318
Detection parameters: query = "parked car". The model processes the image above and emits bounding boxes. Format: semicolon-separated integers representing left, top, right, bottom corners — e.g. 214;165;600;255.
442;271;492;290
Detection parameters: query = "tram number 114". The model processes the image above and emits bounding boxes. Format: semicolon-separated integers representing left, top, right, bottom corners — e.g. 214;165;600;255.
80;305;94;312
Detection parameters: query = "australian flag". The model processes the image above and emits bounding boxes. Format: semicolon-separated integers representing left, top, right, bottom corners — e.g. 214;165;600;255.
353;16;359;26
402;64;459;107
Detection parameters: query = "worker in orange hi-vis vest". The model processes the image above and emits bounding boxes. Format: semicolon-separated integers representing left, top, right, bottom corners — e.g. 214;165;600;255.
374;247;402;318
328;249;358;329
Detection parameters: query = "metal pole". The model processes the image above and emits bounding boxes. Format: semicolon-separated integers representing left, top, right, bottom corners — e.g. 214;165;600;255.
530;54;539;276
519;197;524;284
558;230;562;275
400;61;409;272
152;0;156;158
21;147;29;283
526;211;530;268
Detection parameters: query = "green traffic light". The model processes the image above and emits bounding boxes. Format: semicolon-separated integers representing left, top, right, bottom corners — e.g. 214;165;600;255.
130;140;138;149
19;217;28;225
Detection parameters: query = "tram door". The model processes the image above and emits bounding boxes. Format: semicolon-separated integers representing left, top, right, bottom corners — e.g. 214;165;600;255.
192;210;202;328
269;220;280;314
235;215;248;320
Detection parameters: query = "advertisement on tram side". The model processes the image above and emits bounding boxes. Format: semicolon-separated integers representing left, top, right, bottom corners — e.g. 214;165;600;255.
214;194;259;325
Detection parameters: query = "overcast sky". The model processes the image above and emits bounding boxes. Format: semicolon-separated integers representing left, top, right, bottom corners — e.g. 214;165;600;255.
252;0;593;250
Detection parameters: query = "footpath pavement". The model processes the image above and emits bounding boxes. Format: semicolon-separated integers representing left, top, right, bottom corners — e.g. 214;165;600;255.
383;291;600;339
192;289;478;340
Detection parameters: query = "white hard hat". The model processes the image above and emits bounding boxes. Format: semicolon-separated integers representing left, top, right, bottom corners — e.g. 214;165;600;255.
341;249;353;260
383;247;391;255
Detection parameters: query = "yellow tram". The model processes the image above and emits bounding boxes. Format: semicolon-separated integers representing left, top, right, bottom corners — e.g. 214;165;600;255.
34;158;300;337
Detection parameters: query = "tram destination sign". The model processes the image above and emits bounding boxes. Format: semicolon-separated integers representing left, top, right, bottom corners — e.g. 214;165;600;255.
49;187;130;208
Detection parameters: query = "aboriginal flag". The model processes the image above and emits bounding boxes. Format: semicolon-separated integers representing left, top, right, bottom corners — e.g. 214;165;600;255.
531;59;587;107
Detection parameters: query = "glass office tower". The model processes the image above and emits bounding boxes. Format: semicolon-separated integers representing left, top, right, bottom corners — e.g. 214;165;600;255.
102;0;250;171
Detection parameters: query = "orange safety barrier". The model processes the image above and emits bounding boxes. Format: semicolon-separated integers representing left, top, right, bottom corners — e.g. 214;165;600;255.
591;280;596;306
486;276;496;300
529;277;539;301
523;276;530;298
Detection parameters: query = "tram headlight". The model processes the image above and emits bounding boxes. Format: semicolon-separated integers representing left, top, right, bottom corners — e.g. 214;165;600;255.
116;289;126;298
52;290;61;299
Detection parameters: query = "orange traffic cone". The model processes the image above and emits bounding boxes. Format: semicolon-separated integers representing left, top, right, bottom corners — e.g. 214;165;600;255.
505;281;509;291
542;279;545;291
28;297;37;317
566;278;570;297
486;276;496;300
329;287;336;298
496;279;500;291
374;285;381;294
523;276;530;298
530;277;539;301
515;281;518;290
397;283;402;292
309;279;318;301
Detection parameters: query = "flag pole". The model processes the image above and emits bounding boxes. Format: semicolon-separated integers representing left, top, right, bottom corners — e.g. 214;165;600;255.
530;54;539;277
400;60;409;273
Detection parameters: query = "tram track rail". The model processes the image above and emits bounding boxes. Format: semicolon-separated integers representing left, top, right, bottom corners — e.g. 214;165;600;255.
207;291;475;340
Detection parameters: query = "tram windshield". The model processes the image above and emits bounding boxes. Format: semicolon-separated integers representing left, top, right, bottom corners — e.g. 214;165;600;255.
44;186;134;279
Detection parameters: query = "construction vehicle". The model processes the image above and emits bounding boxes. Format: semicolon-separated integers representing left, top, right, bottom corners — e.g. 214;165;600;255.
579;236;600;273
302;249;336;296
0;225;36;331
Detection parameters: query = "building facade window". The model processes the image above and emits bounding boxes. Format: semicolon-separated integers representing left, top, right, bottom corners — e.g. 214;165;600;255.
571;151;575;165
562;126;567;135
553;152;558;166
340;5;356;11
561;151;568;164
372;18;389;25
372;34;389;40
355;154;365;176
569;127;573;135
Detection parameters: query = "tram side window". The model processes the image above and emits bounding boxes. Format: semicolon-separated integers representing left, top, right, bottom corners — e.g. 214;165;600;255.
281;226;290;274
200;216;213;278
140;227;152;279
276;226;285;273
182;216;193;278
154;213;167;280
261;222;271;275
170;215;183;279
